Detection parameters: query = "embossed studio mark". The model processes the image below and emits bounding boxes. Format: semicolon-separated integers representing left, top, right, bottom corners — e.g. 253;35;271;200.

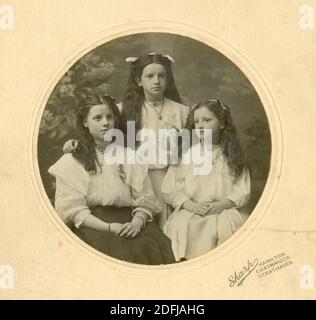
0;4;14;30
299;4;315;30
228;259;259;287
300;265;314;289
0;265;14;290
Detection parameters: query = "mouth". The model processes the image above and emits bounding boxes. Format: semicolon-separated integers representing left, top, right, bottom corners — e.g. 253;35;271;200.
196;130;205;137
152;87;161;91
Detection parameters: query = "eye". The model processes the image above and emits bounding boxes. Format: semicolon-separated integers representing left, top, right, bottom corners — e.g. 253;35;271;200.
93;115;102;121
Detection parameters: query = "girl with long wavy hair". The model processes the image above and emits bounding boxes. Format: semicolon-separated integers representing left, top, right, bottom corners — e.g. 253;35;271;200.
119;53;189;228
49;93;175;265
161;99;251;261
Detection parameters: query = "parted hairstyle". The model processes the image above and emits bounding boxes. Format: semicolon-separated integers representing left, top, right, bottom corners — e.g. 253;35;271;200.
120;53;182;138
185;99;247;177
72;91;120;173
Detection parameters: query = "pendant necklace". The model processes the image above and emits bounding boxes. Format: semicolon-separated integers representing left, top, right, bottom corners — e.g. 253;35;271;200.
211;145;222;165
145;98;164;120
95;146;106;168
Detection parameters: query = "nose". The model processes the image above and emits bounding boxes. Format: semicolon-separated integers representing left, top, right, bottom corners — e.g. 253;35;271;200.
153;75;160;84
101;117;109;127
196;121;204;129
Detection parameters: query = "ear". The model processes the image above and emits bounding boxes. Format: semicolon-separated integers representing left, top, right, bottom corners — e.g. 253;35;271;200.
83;119;88;128
136;77;142;87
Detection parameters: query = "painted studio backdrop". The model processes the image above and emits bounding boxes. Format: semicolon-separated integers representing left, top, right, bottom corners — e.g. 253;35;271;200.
38;33;271;214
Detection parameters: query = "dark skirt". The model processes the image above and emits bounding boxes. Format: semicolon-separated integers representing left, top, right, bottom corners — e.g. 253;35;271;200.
73;206;175;265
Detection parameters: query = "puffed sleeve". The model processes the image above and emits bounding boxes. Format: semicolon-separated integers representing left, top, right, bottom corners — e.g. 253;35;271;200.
123;161;161;221
226;168;251;208
48;154;91;228
161;164;191;211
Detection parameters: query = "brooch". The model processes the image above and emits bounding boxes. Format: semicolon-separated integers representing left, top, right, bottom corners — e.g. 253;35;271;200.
118;164;126;184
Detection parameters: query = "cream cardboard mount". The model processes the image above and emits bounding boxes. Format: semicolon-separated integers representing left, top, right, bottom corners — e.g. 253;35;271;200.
0;0;315;299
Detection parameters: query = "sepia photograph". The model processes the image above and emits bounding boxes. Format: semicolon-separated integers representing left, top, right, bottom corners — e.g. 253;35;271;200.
37;32;271;265
1;0;316;303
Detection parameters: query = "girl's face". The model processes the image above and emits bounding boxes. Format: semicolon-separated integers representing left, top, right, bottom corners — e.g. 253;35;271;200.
83;104;115;143
137;63;167;101
194;106;223;139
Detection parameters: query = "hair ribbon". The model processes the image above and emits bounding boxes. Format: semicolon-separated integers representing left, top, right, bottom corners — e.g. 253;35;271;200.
125;53;176;64
125;57;138;63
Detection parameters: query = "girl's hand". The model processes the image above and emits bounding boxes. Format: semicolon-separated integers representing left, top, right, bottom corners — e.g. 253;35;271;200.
117;220;143;239
63;139;79;154
109;223;124;236
205;202;225;215
207;199;236;214
183;200;212;216
193;201;213;216
205;200;235;215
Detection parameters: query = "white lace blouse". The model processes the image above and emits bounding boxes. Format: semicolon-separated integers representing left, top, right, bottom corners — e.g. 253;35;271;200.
118;98;189;169
141;98;189;169
49;149;162;228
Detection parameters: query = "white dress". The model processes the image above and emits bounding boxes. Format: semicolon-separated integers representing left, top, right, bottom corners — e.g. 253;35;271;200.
161;143;251;261
140;98;189;228
140;98;189;169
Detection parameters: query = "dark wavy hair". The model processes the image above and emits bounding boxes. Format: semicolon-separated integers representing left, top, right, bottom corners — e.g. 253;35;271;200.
120;53;182;139
72;92;120;173
185;99;247;177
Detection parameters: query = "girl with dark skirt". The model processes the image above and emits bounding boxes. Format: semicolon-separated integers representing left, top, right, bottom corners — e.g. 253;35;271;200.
49;93;175;265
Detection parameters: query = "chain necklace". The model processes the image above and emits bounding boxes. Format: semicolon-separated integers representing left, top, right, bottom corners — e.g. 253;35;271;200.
211;145;223;165
95;146;126;182
144;98;165;120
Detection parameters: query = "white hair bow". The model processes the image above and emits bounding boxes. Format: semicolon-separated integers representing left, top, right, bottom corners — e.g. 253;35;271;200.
162;54;175;63
125;57;138;63
125;53;176;64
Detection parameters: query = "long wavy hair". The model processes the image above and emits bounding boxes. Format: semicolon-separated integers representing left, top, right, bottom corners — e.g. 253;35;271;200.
72;92;120;173
185;99;247;177
120;53;182;138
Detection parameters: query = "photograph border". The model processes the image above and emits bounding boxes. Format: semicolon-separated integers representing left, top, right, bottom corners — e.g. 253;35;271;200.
28;20;284;274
